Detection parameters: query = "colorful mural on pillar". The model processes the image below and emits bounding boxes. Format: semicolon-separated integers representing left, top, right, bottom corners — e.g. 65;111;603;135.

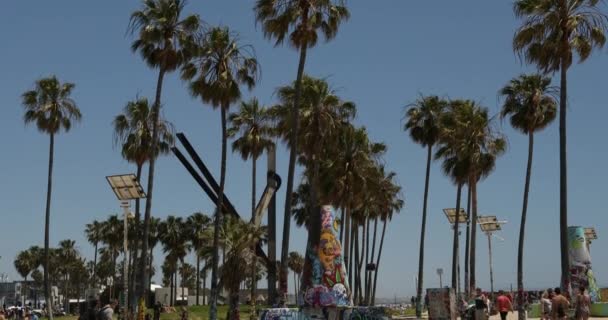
300;205;352;307
568;226;601;302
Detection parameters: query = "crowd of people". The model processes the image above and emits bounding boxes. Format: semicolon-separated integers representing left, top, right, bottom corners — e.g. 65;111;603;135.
463;286;592;320
0;308;39;320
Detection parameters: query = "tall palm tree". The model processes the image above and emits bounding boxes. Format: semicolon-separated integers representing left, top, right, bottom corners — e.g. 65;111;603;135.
57;239;78;311
404;95;447;317
270;76;356;295
500;74;557;320
128;0;200;301
228;97;273;312
254;1;350;301
113;97;175;307
181;26;259;319
437;100;506;291
21;75;81;319
186;212;211;306
513;0;607;290
85;220;104;286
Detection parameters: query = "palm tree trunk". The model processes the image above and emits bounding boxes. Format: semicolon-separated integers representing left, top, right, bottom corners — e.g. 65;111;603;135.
210;103;229;320
203;268;207;305
140;68;166;305
372;220;388;305
353;225;360;305
267;145;277;303
464;185;471;296
148;247;154;290
469;179;478;291
451;183;463;289
44;133;55;320
93;242;98;287
344;205;351;274
517;132;534;320
181;260;185;308
250;158;257;312
348;218;354;291
131;163;143;309
364;219;370;305
196;254;200;306
280;40;309;302
559;60;569;292
339;208;345;243
170;271;174;306
416;144;432;317
366;218;378;305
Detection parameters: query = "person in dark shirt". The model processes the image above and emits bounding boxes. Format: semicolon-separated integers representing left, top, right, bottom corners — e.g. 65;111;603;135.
474;288;488;320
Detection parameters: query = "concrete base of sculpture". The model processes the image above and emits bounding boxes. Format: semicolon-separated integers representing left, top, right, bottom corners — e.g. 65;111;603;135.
259;307;391;320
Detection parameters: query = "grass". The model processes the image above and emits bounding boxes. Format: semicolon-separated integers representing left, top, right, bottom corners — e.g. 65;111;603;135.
55;305;264;320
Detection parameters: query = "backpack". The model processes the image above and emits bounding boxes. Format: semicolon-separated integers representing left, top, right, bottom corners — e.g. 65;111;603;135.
97;306;111;320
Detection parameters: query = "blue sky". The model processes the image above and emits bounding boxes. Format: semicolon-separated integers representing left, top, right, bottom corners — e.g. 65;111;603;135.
1;1;607;299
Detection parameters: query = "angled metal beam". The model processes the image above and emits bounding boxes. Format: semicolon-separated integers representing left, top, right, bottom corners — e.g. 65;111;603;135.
172;146;270;264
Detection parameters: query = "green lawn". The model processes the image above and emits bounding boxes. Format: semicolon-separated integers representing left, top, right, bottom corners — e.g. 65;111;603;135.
55;305;263;320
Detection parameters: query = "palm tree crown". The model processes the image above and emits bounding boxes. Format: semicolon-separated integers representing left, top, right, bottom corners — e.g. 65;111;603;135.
113;97;175;166
499;74;557;133
182;26;259;108
254;0;350;48
129;0;201;72
513;0;608;73
22;76;82;134
404;95;448;147
228;98;274;161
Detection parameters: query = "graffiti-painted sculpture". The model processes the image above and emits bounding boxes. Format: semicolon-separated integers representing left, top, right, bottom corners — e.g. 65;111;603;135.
568;226;601;302
301;206;352;307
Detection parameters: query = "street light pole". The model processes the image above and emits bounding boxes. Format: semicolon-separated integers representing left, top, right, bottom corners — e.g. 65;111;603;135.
487;232;494;298
121;200;130;316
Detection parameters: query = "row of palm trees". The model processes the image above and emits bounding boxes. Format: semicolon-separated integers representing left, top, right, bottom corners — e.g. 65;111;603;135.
14;241;89;313
408;0;608;317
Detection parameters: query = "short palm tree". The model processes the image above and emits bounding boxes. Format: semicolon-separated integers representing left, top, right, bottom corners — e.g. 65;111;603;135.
85;220;104;285
14;250;33;302
287;251;304;304
21;75;81;319
437;100;506;291
128;0;200;300
513;0;608;291
181;26;259;319
159;216;190;305
254;1;350;300
186;212;212;305
228;97;273;313
500;74;557;319
404;95;447;317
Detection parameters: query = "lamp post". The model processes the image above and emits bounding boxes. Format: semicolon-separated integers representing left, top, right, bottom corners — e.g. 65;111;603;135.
442;208;467;298
106;174;146;319
477;215;506;299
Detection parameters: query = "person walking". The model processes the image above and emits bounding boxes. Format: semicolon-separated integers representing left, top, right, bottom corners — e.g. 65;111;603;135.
474;288;488;320
551;287;570;320
541;289;554;320
496;290;513;320
575;286;590;320
98;300;117;320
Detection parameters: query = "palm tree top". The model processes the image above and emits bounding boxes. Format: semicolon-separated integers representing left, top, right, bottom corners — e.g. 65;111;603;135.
499;74;557;134
228;97;275;161
254;0;350;48
181;26;259;108
22;75;82;135
404;95;448;147
513;0;608;72
128;0;201;71
113;97;175;166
